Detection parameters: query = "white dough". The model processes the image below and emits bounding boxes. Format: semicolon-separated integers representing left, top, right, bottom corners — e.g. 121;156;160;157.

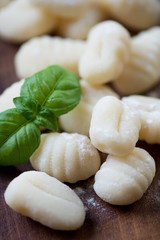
94;147;156;205
59;79;119;136
0;79;24;113
89;96;141;156
95;0;160;30
114;27;160;94
30;132;101;183
15;36;86;78
0;0;57;43
122;95;160;144
79;20;131;85
4;171;86;230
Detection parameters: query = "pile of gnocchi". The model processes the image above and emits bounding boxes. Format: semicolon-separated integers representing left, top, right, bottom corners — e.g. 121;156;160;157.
1;0;160;232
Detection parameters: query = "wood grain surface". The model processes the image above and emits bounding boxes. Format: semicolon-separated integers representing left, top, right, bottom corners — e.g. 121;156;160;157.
1;32;160;240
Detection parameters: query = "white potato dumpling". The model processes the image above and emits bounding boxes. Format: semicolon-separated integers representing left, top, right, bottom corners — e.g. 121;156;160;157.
15;36;86;79
79;20;131;85
114;27;160;95
94;147;156;205
95;0;160;30
0;0;57;43
59;79;119;136
0;79;24;113
30;132;101;183
4;171;86;230
30;0;91;19
122;95;160;144
89;96;141;156
57;7;107;40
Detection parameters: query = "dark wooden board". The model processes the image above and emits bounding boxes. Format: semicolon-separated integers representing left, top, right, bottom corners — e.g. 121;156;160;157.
1;36;160;240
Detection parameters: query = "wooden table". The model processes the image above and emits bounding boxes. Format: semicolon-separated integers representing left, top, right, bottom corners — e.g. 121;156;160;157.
1;37;160;240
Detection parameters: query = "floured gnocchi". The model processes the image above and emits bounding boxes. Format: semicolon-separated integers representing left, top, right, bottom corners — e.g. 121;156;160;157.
122;95;160;144
79;20;131;85
1;0;160;232
114;27;160;94
89;96;141;156
59;79;119;136
94;147;156;205
30;132;101;183
4;171;86;230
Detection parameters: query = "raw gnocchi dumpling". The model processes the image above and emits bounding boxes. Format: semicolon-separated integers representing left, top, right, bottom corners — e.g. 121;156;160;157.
4;171;86;230
30;132;101;183
30;0;91;19
0;79;24;112
59;79;119;136
94;147;156;205
0;0;57;43
15;36;86;78
79;20;131;85
56;7;107;40
122;95;160;144
96;0;160;30
114;27;160;95
89;96;141;156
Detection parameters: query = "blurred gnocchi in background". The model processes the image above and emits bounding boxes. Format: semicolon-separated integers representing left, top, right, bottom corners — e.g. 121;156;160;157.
0;0;160;43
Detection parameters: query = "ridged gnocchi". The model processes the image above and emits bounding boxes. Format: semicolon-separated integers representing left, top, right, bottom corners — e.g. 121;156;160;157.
89;96;141;156
0;0;57;43
59;79;119;136
95;0;160;30
14;36;86;78
0;79;24;112
79;20;131;85
4;171;86;230
122;95;160;144
94;147;156;205
30;132;101;183
114;27;160;95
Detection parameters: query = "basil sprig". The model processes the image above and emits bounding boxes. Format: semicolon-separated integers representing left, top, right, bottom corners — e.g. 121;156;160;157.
0;65;81;166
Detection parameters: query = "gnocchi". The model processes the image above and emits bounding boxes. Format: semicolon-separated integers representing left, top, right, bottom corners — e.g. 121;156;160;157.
114;27;160;95
30;0;91;19
59;79;119;136
0;0;57;43
94;147;156;205
30;132;101;183
0;79;24;112
89;96;141;156
56;7;107;40
4;171;86;230
95;0;160;30
79;20;131;85
122;95;160;144
14;36;86;78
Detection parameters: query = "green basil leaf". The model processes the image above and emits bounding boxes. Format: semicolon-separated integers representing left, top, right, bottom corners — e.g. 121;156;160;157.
34;107;58;131
0;109;41;166
13;96;41;121
21;65;81;117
